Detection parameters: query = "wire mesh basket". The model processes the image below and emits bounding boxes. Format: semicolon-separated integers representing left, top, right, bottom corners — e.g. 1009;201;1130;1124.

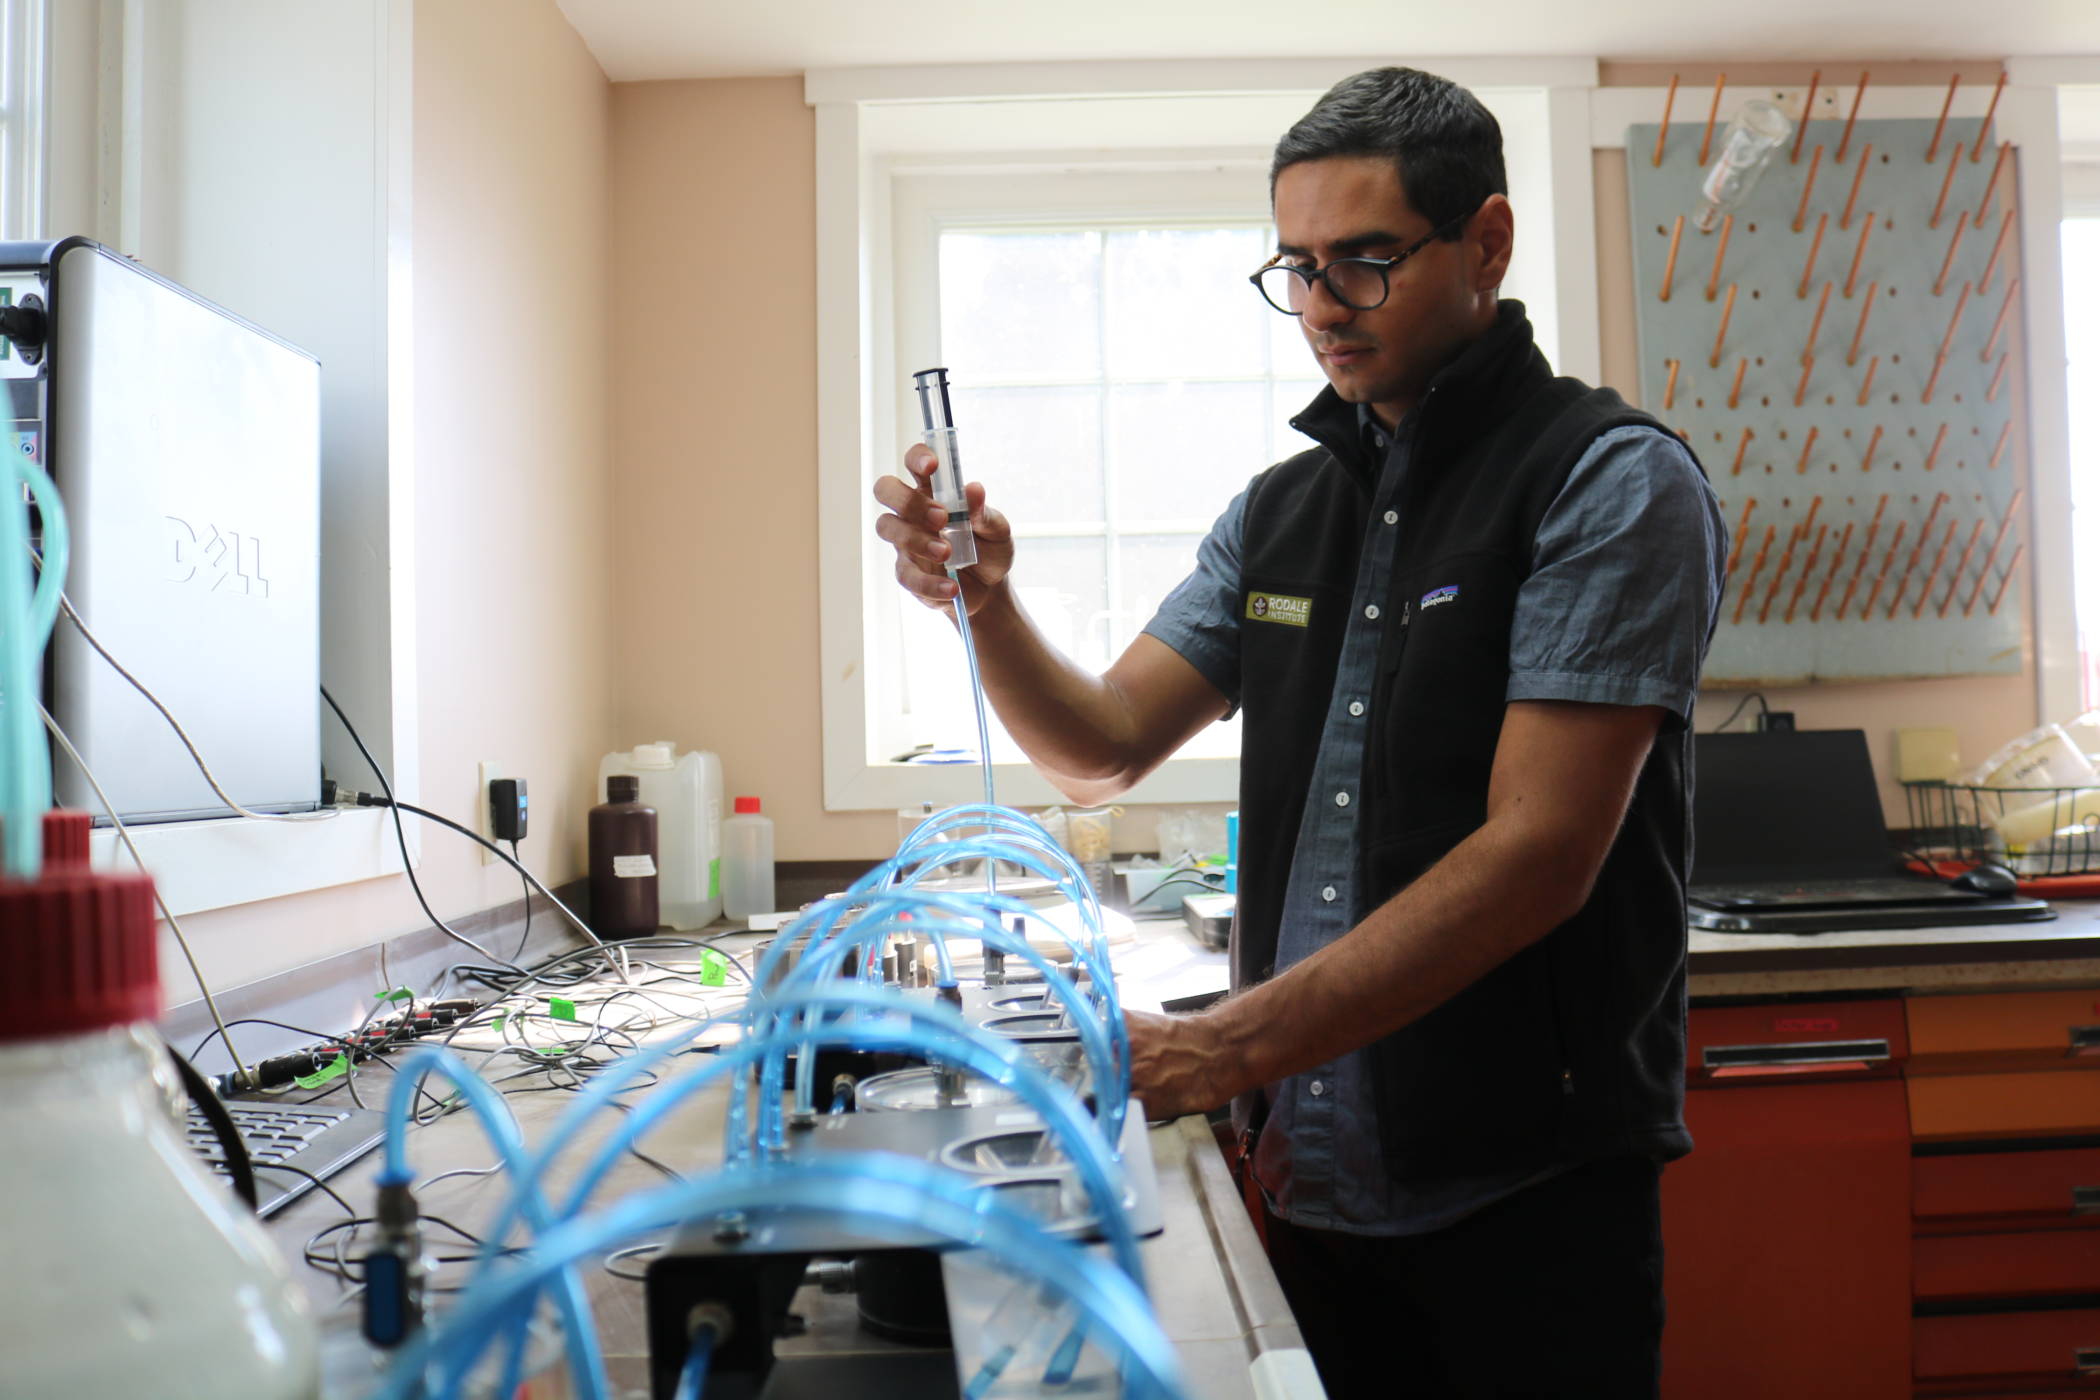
1904;781;2100;878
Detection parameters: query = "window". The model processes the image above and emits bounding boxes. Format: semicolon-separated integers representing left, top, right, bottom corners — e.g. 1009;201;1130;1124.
0;0;44;240
2061;210;2100;708
812;65;1589;811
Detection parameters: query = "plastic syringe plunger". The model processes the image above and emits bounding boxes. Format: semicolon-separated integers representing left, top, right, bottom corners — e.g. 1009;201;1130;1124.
910;366;978;569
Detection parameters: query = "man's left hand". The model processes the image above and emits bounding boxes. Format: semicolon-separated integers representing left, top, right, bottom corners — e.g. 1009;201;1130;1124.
1125;1008;1246;1119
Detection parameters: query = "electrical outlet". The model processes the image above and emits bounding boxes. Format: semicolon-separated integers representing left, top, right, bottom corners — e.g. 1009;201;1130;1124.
476;760;504;864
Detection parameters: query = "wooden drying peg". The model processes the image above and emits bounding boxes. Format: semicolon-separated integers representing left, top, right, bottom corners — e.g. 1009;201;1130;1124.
1811;520;1855;621
1728;357;1748;410
1793;146;1825;233
1863;520;1908;618
1799;495;1825;540
1976;142;2012;222
1838;496;1889;619
1837;70;1869;163
1726;495;1757;574
1981;212;2017;292
1932;142;1965;228
1845;214;1876;299
1793;71;1821;163
1965;489;2022;614
1924;421;1949;471
1653;74;1679;167
1987;542;2024;615
1912;517;1959;618
1729;426;1755;477
1707;214;1734;301
1710;283;1737;368
1795;425;1821;474
1842;143;1874;230
1983;276;2020;361
1805;280;1834;364
1974;71;2006;159
1664;358;1681;410
1847;282;1876;366
1924;283;1972;404
1928;74;1960;163
1941;518;1985;617
1733;523;1777;626
1857;357;1881;406
1989;419;2012;470
1794;354;1816;408
1933;211;1969;296
1660;214;1684;302
1987;354;2010;403
1798;214;1829;299
1861;422;1884;470
1907;492;1950;585
1787;523;1830;622
1760;526;1803;623
1700;73;1727;166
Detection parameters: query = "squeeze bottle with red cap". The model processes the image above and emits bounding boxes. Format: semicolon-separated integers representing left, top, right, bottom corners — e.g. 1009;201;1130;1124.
721;795;775;921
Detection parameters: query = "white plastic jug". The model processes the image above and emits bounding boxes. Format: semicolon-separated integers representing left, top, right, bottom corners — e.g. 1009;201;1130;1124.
599;743;722;928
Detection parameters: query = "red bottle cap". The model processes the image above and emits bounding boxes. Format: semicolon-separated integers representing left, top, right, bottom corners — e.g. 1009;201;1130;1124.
0;867;161;1041
734;796;761;814
42;810;93;868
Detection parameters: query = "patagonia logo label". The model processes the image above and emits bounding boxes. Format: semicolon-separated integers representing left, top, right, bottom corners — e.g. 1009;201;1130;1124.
1246;592;1312;627
1420;585;1460;609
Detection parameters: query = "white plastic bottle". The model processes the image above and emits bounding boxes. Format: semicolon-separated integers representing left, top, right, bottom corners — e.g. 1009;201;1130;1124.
0;824;318;1399
721;795;776;920
599;743;722;927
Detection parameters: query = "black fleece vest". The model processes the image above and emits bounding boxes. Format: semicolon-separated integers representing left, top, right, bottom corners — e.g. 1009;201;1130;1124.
1233;303;1698;1178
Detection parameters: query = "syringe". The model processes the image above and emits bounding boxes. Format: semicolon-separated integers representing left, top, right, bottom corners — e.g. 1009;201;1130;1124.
911;367;978;569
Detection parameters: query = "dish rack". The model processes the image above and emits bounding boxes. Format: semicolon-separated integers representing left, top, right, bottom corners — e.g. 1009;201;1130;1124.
1903;781;2100;878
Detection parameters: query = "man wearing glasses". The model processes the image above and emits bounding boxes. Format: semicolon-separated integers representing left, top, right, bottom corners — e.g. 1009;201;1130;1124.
876;66;1724;1396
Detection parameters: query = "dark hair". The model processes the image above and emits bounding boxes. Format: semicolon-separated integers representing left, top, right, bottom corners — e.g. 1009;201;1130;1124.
1270;67;1506;239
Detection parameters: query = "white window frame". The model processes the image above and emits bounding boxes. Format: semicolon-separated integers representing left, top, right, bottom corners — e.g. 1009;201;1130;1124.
810;58;1601;813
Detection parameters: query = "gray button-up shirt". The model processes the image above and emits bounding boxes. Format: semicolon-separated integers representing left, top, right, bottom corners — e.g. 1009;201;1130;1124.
1142;413;1726;1236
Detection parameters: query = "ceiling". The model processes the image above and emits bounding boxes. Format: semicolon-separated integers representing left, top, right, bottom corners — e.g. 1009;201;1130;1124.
556;0;2100;84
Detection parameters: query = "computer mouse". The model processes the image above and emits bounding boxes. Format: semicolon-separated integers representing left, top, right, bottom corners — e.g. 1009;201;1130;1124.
1951;862;2019;896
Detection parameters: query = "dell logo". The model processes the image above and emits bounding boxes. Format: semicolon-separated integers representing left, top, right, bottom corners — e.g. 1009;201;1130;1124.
167;516;271;598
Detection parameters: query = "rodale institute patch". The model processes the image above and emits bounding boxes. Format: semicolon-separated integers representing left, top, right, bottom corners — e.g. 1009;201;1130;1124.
1245;592;1313;628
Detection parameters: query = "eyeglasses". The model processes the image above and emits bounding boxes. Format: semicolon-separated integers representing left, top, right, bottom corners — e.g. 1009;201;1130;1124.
1249;213;1468;316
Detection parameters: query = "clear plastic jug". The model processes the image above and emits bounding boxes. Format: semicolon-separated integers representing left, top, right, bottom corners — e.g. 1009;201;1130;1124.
599;743;722;928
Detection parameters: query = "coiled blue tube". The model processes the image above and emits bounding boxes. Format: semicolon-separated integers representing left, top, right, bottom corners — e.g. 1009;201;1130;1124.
374;1155;1188;1400
0;444;64;878
378;1048;606;1400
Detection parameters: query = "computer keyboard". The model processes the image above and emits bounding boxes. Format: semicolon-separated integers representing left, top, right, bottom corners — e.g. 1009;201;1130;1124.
184;1099;387;1217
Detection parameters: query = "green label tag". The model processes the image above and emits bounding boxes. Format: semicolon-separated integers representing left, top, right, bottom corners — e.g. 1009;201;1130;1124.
376;987;413;1003
549;997;579;1022
1245;592;1313;627
699;949;728;987
490;1011;507;1032
293;1055;349;1090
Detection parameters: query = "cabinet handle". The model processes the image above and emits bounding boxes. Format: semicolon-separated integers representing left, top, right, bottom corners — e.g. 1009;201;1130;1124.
2070;1025;2100;1056
2076;1346;2100;1377
2075;1186;2100;1217
1701;1038;1891;1076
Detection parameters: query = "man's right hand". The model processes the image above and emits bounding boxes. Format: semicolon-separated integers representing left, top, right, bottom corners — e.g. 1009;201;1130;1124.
872;443;1015;616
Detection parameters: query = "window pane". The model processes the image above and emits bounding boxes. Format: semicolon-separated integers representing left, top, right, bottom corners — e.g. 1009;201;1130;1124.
950;384;1104;526
1116;531;1211;653
1271;379;1327;458
940;231;1102;379
1012;537;1110;671
1107;382;1267;527
2062;218;2100;707
1268;295;1315;374
1104;227;1269;380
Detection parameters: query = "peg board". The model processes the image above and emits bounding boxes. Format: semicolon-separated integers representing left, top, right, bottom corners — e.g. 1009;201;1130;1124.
1626;116;2025;685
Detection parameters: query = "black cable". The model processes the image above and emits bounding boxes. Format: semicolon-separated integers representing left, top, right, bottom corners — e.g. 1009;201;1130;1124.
319;686;533;976
510;837;534;963
169;1042;257;1211
249;1161;360;1217
1711;691;1770;731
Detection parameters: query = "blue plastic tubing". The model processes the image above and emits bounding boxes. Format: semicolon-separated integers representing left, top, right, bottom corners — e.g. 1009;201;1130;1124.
378;1048;607;1400
374;1154;1188;1400
0;449;67;878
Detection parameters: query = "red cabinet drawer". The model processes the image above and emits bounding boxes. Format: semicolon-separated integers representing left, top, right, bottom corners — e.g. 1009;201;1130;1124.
1910;1071;2100;1143
1686;998;1907;1082
1909;989;2100;1072
1915;1308;2100;1382
1916;1147;2100;1225
1915;1229;2100;1303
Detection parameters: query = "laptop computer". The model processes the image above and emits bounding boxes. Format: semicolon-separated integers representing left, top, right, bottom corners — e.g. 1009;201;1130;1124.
1689;728;2054;933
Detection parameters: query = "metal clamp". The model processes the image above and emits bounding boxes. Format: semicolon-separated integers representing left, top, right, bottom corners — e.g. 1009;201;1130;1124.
1702;1038;1891;1075
2073;1185;2100;1217
2069;1025;2100;1056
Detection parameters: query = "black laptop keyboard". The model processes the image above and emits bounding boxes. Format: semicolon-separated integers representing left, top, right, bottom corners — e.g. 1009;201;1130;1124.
1692;877;1974;909
184;1100;386;1217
